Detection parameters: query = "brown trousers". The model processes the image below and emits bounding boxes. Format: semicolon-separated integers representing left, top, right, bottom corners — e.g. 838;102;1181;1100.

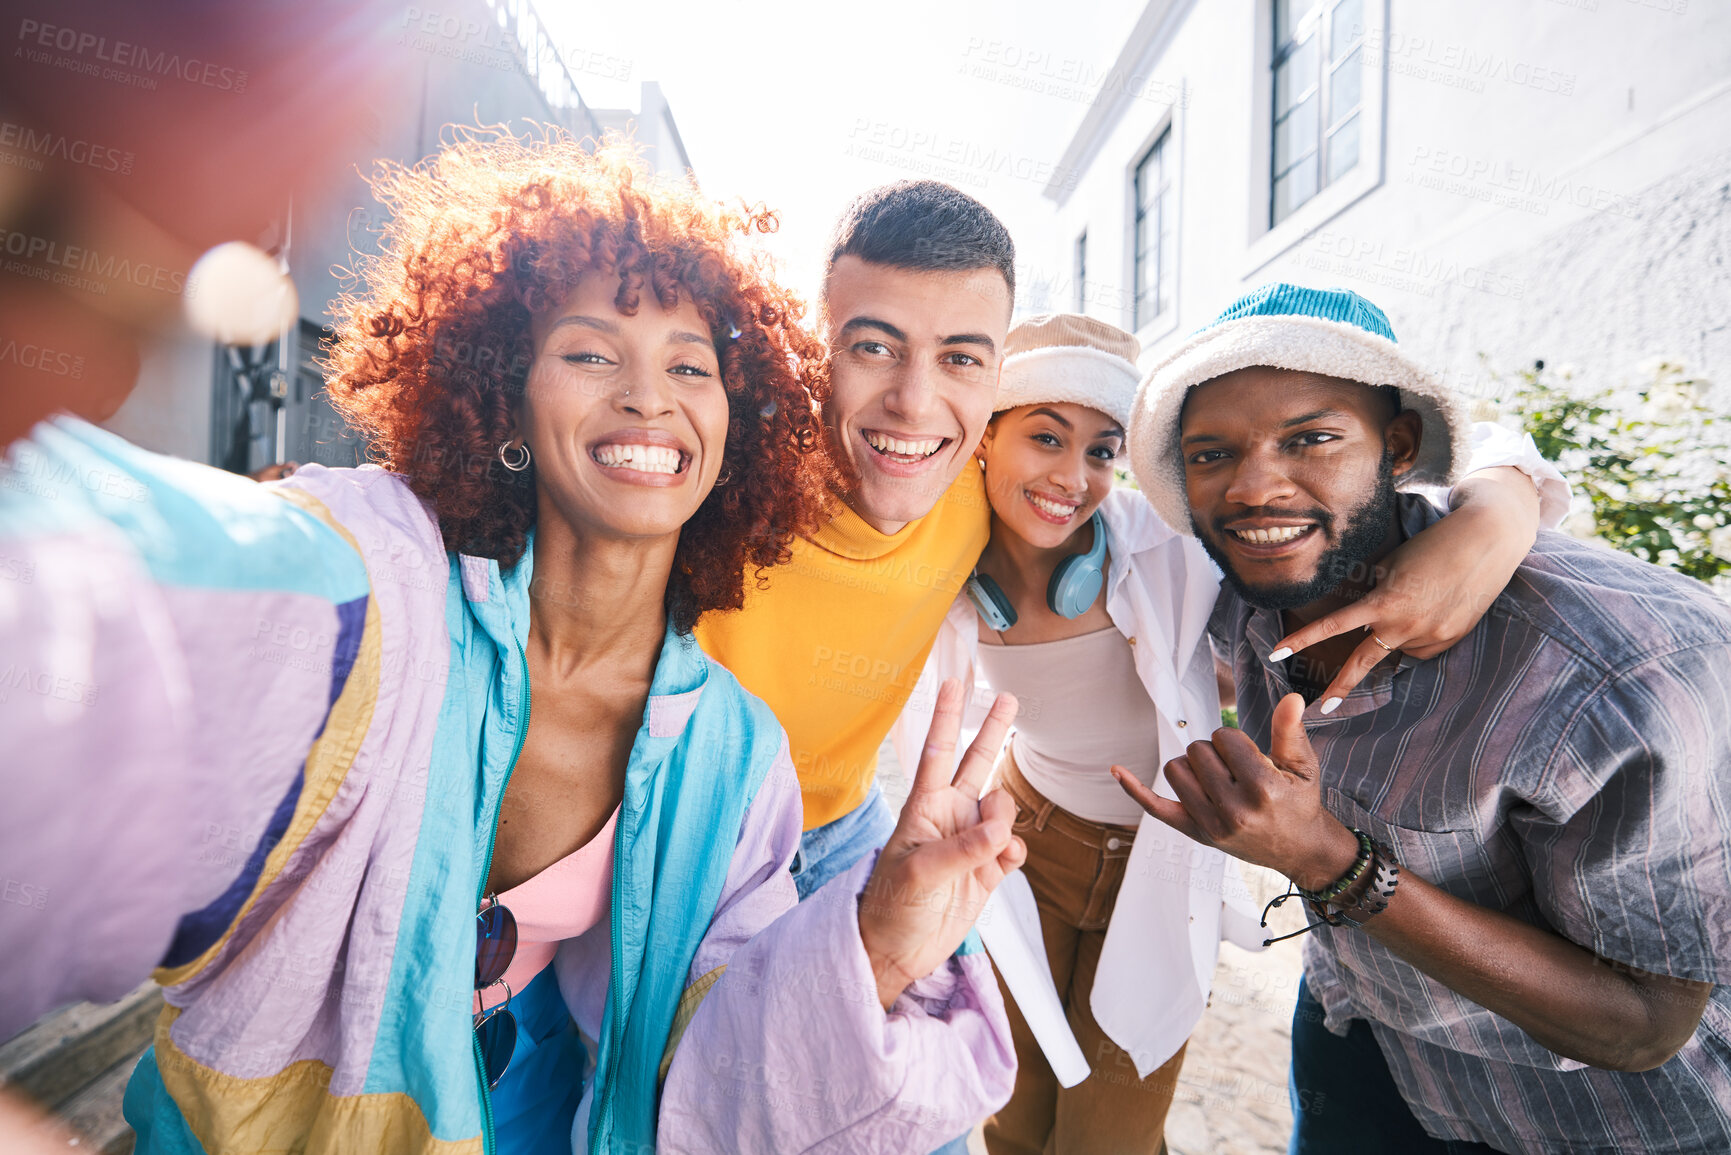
984;755;1187;1155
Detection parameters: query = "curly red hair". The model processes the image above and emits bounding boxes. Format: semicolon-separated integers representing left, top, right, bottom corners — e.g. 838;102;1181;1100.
326;130;835;633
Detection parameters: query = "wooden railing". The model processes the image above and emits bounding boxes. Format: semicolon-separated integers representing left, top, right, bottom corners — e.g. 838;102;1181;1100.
0;983;162;1153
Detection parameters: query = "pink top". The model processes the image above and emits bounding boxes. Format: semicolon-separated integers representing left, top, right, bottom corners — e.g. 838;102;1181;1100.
477;806;618;1012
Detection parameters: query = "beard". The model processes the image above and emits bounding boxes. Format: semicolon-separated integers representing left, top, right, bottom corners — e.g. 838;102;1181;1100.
1192;452;1399;612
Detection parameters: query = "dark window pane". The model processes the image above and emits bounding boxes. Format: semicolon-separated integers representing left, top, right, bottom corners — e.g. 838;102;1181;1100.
1135;144;1157;210
1274;37;1319;112
1135;224;1158;328
1273;153;1319;223
1274;93;1318;174
1327;114;1361;182
1330;46;1363;126
1330;0;1364;57
1133;131;1169;328
1274;0;1366;226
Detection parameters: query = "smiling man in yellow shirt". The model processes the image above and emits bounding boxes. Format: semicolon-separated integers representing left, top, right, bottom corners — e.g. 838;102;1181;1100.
697;182;1014;886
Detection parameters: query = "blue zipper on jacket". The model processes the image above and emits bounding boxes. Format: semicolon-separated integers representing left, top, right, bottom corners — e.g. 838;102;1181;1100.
474;646;532;1155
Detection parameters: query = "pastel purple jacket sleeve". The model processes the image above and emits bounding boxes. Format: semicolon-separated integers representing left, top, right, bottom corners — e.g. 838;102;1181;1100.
0;422;369;1038
655;739;1016;1153
0;516;204;1034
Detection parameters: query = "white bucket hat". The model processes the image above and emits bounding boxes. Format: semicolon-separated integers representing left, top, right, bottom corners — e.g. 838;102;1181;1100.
997;313;1140;429
1127;283;1470;535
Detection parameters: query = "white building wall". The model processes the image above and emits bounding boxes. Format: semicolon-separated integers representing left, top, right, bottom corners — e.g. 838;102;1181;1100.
1040;0;1731;401
593;82;694;178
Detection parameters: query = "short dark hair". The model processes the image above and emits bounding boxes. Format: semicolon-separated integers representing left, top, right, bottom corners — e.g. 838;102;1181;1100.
825;180;1016;304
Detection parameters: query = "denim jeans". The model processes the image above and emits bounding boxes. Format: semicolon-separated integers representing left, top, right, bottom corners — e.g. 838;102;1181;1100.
789;781;898;900
1289;976;1507;1154
488;966;586;1155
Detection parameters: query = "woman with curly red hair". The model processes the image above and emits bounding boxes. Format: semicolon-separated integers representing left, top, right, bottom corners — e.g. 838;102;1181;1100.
0;133;1022;1154
327;134;834;635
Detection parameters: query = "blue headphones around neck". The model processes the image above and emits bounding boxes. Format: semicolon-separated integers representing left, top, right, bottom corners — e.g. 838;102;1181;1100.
964;510;1109;630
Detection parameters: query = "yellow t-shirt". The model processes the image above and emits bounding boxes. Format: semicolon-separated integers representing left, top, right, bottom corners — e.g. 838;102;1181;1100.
695;464;990;829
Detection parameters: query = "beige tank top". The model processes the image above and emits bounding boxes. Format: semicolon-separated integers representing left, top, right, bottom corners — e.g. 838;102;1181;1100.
975;626;1164;825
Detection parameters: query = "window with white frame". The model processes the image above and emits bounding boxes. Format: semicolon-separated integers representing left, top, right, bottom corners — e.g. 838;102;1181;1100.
1073;231;1088;312
1132;129;1172;330
1271;0;1364;225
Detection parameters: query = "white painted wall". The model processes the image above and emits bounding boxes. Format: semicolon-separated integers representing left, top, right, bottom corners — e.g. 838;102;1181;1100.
593;82;693;178
1037;0;1731;400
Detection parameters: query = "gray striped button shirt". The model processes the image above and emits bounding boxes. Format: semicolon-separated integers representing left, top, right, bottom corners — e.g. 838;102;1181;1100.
1216;496;1731;1155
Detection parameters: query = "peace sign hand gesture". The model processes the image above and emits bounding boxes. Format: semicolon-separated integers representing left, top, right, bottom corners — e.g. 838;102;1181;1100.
858;679;1026;1010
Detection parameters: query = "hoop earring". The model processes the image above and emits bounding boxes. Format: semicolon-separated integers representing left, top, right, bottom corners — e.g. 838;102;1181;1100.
498;441;531;472
715;467;733;487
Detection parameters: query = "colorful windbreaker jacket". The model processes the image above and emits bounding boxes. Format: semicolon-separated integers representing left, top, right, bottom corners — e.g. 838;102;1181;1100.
0;417;1014;1154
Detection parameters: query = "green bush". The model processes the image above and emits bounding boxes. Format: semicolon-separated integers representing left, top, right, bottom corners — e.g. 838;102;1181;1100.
1483;359;1731;586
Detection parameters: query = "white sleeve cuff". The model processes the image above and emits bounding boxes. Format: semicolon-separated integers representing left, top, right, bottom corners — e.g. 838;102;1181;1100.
1455;421;1572;530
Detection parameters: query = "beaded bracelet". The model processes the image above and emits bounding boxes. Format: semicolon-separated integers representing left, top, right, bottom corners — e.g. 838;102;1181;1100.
1323;839;1401;928
1298;828;1375;905
1259;828;1387;946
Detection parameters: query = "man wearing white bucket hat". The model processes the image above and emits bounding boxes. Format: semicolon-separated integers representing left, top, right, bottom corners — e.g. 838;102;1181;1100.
1118;283;1731;1155
895;304;1568;1154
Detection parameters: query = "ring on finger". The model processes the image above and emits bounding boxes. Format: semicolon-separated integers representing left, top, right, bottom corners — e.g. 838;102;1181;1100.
1370;633;1395;653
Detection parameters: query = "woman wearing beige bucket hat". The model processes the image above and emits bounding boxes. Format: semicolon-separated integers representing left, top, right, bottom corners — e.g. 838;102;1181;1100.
892;307;1567;1154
